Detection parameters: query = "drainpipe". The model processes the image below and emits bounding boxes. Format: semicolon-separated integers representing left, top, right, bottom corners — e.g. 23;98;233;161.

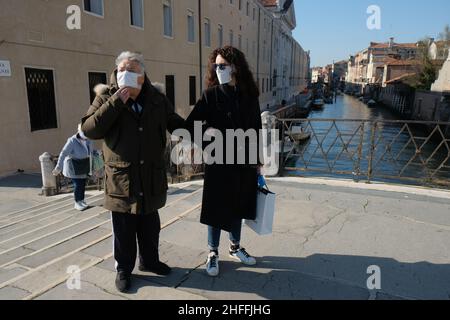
269;19;274;97
256;7;261;88
198;0;203;93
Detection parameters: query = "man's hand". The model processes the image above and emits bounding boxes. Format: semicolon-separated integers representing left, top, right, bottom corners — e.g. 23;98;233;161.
52;168;62;176
116;87;131;104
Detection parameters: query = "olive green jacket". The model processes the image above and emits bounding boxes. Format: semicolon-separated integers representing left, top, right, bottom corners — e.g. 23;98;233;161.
81;71;184;214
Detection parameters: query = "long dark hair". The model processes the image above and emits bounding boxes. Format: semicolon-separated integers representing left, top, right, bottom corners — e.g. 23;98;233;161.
206;46;260;99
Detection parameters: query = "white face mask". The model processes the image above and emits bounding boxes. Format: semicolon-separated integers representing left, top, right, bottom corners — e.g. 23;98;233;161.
117;70;142;89
216;66;233;85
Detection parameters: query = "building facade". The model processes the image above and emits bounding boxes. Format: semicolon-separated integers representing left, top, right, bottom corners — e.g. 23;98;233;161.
431;53;450;92
346;38;419;86
0;0;310;175
429;39;450;61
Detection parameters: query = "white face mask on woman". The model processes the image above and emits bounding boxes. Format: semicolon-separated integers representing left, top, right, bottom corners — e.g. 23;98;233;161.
216;65;233;85
117;70;142;89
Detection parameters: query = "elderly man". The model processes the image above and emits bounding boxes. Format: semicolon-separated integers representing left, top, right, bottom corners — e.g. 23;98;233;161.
81;51;184;292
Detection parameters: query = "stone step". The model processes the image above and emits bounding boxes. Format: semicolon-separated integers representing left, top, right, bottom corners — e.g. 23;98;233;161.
0;206;109;251
16;227;111;269
0;215;110;268
0;183;204;299
0;185;201;262
0;189;201;266
0;193;105;229
0;195;73;218
0;198;105;241
4;252;104;300
0;183;200;229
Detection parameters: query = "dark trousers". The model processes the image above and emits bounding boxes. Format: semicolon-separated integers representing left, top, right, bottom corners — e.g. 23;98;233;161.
111;211;161;274
72;178;86;202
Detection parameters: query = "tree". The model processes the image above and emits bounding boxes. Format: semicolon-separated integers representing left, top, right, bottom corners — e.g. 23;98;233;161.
416;39;437;90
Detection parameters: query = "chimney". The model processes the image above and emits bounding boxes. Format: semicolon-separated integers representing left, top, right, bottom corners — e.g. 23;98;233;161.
389;37;395;48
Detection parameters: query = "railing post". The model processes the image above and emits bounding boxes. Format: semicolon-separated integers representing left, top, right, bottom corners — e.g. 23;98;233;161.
279;120;286;177
367;121;377;184
355;121;365;182
39;152;57;196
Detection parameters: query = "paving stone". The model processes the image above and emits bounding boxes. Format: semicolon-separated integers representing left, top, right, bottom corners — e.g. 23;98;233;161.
82;237;112;258
80;266;206;300
0;208;108;249
35;279;126;300
0;286;30;300
11;252;101;295
19;214;108;251
0;266;28;283
0;247;35;266
18;228;110;268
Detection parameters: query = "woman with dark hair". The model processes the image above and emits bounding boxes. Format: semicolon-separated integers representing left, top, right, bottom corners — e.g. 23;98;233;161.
185;46;263;277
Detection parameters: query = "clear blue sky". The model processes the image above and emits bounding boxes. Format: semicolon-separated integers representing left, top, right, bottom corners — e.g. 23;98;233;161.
292;0;450;67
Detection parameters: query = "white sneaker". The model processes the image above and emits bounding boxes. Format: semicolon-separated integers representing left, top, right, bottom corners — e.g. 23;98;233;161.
229;247;257;266
74;201;87;211
206;252;219;277
81;200;88;208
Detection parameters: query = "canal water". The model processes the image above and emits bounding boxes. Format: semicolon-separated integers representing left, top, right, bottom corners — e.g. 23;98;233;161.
285;95;450;187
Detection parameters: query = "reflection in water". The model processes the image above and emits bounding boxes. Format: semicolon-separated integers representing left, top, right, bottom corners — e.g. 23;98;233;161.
285;95;450;187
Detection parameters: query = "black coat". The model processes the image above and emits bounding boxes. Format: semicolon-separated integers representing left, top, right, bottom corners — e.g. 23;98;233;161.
186;84;263;232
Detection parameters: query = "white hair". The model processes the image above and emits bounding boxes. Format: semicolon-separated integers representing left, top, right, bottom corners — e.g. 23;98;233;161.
115;51;145;74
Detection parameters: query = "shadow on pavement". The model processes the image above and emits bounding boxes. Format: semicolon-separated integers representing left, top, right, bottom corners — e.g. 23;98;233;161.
128;254;450;300
0;173;42;189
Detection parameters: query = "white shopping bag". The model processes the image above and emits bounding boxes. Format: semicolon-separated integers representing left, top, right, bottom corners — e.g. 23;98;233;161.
245;186;276;235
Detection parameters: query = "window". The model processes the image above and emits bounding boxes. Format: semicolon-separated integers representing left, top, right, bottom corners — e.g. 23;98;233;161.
229;30;234;46
88;72;107;104
239;0;242;10
273;69;277;87
246;2;249;16
84;0;103;16
165;75;175;106
130;0;144;28
262;78;265;93
238;35;242;50
25;68;58;132
189;76;196;106
204;18;211;47
187;10;195;43
218;25;223;48
253;7;256;20
263;41;266;61
163;0;173;37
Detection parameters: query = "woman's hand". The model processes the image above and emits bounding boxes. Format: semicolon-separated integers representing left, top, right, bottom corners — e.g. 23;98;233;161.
52;168;62;176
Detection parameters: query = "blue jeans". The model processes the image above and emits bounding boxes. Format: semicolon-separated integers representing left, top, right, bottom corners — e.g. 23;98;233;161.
208;219;243;251
72;178;86;202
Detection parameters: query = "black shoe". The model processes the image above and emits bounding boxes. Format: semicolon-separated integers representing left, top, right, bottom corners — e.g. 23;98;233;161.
138;261;172;276
115;271;131;293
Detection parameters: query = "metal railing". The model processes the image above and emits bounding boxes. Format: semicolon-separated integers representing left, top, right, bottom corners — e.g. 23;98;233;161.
61;119;450;190
165;139;205;183
51;154;105;194
278;119;450;188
